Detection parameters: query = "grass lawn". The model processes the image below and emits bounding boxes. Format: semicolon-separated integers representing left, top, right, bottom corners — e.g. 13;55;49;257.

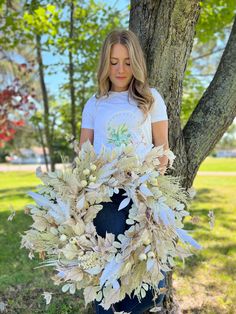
173;175;236;314
0;158;235;313
0;172;93;314
198;157;236;172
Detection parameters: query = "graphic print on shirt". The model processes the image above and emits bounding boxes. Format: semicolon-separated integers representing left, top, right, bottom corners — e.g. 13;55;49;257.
106;110;147;148
107;123;132;147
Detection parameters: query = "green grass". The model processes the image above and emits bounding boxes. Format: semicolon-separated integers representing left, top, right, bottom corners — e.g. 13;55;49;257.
173;174;236;314
0;172;94;314
198;157;236;171
0;157;236;313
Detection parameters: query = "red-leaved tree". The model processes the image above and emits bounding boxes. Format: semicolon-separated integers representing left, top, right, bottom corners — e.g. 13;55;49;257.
0;74;36;148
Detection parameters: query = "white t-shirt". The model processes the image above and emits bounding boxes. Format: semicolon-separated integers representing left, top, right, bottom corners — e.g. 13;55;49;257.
81;87;168;155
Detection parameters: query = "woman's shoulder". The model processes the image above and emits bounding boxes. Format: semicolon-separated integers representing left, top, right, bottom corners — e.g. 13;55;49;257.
148;87;168;122
83;93;97;108
149;87;163;99
87;93;97;103
85;92;109;104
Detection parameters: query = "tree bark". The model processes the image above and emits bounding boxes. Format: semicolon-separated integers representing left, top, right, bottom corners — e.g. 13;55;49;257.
69;1;77;142
130;0;201;181
130;1;236;312
36;33;55;171
36;120;49;172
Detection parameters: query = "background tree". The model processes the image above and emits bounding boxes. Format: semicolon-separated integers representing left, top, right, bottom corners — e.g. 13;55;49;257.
181;0;236;127
129;0;236;312
0;0;127;170
216;123;236;149
51;0;125;144
0;65;36;149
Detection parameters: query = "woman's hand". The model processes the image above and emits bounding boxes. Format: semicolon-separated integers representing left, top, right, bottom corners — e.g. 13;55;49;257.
157;154;169;175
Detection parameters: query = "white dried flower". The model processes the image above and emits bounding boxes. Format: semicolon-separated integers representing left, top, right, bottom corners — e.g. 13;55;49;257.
143;237;151;245
90;163;97;171
50;227;58;235
187;187;196;199
89;175;96;182
0;301;6;313
69;237;77;245
42;291;52;305
149;178;158;186
208;210;215;229
28;251;35;259
81;180;87;187
138;253;147;261
60;234;67;241
147;251;155;258
83;168;90;175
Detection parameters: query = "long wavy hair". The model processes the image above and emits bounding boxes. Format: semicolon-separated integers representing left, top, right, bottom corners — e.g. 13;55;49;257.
95;28;155;122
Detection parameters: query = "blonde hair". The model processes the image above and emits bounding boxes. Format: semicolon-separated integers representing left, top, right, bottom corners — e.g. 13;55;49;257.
95;28;155;122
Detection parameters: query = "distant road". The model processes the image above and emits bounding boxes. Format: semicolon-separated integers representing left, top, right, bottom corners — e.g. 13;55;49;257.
0;163;236;175
197;171;236;176
0;163;66;172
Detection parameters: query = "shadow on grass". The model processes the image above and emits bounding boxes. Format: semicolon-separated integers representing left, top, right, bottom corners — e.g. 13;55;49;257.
182;304;229;314
221;221;236;231
0;186;37;197
176;252;207;277
218;259;236;277
197;234;229;242
192;188;217;204
207;243;236;256
1;282;94;314
176;241;236;279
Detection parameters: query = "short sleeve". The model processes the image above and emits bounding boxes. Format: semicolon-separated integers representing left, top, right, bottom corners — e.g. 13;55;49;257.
81;95;96;129
150;88;168;122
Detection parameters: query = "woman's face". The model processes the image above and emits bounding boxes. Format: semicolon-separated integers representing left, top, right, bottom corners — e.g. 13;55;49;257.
109;43;133;92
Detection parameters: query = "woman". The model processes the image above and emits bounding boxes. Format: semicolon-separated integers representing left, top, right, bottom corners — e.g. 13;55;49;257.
79;29;169;314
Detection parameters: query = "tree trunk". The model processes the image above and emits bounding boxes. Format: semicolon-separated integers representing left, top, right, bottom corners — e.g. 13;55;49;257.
130;1;236;312
36;121;49;172
36;33;55;171
69;1;77;143
130;0;201;180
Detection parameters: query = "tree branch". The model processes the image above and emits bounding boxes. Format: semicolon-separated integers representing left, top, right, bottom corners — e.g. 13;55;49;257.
183;15;236;187
191;47;225;61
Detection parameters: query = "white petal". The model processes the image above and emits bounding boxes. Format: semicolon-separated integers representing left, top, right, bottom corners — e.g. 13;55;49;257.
118;197;131;211
146;259;155;271
139;173;151;184
112;279;120;291
176;228;202;249
28;192;51;208
76;194;85;210
149;306;162;312
140;184;153;196
85;265;101;275
100;258;122;286
62;284;70;292
42;291;52;305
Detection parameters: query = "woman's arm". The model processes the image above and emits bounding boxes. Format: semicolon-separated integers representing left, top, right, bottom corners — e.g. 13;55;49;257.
79;128;94;150
152;120;169;175
71;128;94;170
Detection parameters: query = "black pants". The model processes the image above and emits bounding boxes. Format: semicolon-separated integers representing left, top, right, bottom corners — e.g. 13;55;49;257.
93;189;166;313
